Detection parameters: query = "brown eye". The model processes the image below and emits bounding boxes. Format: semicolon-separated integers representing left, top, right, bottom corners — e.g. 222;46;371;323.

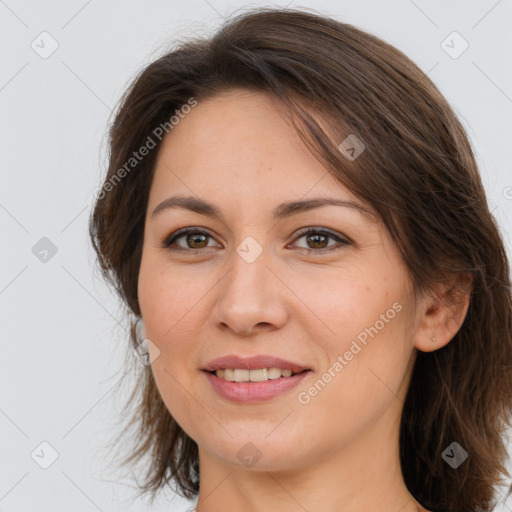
163;228;219;252
292;228;351;255
162;226;350;255
305;233;329;249
185;233;209;248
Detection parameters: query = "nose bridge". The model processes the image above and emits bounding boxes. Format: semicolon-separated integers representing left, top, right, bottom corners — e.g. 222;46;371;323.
212;241;287;334
225;243;273;306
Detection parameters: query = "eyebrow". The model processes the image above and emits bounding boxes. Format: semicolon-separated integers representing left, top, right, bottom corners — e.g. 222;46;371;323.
151;195;376;221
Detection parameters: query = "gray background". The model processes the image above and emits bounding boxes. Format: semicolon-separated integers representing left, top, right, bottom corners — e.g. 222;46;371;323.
1;0;511;511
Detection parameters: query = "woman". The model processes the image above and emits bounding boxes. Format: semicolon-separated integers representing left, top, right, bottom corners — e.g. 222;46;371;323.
89;7;512;512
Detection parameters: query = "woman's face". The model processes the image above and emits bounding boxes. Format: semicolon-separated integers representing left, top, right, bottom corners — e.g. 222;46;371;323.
138;88;420;472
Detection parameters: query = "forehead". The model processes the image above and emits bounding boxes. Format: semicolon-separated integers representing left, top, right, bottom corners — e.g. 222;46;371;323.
151;89;359;202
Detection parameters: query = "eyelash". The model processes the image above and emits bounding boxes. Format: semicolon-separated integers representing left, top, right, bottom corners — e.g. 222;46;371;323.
161;226;351;256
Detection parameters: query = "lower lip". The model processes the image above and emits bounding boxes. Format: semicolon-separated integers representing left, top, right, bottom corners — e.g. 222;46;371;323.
203;370;311;403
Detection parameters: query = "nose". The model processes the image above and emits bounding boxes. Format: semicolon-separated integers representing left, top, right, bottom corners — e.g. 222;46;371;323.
210;248;289;337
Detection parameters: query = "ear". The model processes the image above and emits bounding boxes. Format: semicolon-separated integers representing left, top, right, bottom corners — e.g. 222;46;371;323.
413;273;473;352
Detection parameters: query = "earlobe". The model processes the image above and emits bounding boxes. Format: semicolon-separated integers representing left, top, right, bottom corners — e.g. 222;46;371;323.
413;273;473;353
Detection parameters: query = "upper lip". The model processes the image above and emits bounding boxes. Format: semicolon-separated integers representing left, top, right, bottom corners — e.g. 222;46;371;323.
202;354;311;373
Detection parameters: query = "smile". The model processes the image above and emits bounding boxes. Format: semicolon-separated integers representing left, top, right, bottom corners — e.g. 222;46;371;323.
212;368;300;382
203;369;311;403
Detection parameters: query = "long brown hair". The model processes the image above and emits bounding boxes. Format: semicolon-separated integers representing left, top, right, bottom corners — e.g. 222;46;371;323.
89;7;512;511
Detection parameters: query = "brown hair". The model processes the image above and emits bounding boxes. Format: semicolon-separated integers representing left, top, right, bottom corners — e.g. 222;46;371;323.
89;7;512;511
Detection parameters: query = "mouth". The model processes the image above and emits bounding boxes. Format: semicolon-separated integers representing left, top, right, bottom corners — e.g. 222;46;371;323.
203;368;312;403
201;354;312;402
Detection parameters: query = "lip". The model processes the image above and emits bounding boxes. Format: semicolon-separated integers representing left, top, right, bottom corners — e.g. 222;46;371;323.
202;354;311;373
204;369;311;403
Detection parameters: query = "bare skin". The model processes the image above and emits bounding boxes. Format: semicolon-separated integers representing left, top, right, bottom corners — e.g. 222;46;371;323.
137;88;468;512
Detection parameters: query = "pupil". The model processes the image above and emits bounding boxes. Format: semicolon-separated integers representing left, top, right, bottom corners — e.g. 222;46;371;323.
188;233;207;248
308;234;327;249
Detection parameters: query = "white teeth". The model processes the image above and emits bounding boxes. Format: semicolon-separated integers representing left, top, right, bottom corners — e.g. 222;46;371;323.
214;367;297;382
233;369;250;382
268;367;282;379
249;368;268;381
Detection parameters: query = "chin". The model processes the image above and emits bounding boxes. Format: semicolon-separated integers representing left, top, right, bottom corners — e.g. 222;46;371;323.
202;434;308;472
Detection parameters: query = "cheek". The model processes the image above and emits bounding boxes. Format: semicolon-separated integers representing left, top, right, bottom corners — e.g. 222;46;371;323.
292;272;412;422
290;265;399;343
138;253;213;338
138;264;201;434
294;338;411;451
137;254;216;402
